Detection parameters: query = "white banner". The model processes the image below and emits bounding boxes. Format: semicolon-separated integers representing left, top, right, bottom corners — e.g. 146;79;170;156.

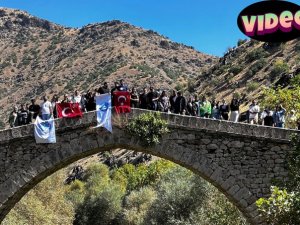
96;94;112;132
34;116;56;144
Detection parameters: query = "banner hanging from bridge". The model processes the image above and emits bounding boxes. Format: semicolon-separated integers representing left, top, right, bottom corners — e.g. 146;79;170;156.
113;91;131;114
34;116;56;144
96;94;112;132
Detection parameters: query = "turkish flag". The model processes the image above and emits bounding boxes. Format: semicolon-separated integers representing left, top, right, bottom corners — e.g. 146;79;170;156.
56;103;83;118
113;91;131;113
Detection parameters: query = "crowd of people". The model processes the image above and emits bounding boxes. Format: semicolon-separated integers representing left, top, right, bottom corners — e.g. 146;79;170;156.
8;79;300;130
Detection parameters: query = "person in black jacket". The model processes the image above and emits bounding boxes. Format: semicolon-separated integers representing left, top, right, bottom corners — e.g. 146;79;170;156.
263;110;274;127
130;87;139;108
230;97;241;122
219;99;229;120
147;87;159;110
18;104;30;125
169;90;177;113
139;88;148;109
98;82;110;94
174;91;186;114
186;96;194;116
28;99;40;122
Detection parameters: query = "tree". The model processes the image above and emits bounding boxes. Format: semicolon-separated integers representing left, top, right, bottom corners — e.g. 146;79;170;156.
144;166;208;225
256;137;300;225
261;86;300;128
74;183;124;225
121;187;157;225
73;164;125;225
2;170;74;225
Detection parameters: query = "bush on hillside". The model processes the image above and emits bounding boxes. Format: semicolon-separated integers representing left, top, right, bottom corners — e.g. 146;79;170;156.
291;74;300;86
246;48;268;62
229;65;243;75
247;59;267;77
270;60;289;81
246;81;260;92
237;39;247;46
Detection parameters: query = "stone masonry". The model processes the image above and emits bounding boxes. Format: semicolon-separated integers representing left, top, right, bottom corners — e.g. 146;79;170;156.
0;109;299;225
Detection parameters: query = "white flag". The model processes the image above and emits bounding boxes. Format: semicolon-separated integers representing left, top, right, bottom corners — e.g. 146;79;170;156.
34;116;56;144
96;94;112;132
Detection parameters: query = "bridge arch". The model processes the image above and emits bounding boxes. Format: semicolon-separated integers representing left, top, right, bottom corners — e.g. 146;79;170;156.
0;109;298;225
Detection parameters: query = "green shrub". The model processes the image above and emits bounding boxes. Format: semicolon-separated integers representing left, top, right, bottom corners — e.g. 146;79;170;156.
233;92;241;99
74;183;124;225
175;83;184;91
251;59;267;75
256;187;297;225
229;65;243;75
211;77;222;86
163;67;181;80
237;39;247;46
131;64;159;78
126;112;169;146
291;74;300;86
246;48;268;62
112;160;175;191
145;166;208;225
256;137;300;225
122;187;157;225
246;59;267;77
216;65;229;75
270;60;289;81
246;82;259;92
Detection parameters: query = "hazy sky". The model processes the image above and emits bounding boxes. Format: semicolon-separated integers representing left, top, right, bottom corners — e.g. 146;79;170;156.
1;0;299;56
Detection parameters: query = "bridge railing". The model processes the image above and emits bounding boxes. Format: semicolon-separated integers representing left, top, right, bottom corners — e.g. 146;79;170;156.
0;109;299;143
128;109;299;142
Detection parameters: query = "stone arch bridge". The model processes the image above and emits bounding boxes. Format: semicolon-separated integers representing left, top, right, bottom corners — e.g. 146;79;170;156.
0;109;299;225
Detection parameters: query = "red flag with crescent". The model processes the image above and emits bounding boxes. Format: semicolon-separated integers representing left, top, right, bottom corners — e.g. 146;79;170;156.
113;91;131;113
56;103;83;118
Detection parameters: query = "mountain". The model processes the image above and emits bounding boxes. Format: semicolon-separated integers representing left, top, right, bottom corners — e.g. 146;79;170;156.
2;8;298;128
195;38;300;108
0;8;216;127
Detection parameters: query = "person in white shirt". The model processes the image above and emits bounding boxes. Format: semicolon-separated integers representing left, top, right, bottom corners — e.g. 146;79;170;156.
72;90;81;103
249;100;260;125
40;96;53;120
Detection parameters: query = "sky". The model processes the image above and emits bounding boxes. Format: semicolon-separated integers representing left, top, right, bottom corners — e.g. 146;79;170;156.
0;0;299;56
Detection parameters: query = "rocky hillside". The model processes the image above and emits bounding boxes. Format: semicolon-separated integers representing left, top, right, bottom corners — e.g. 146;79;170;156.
2;7;298;128
0;8;216;127
196;39;300;108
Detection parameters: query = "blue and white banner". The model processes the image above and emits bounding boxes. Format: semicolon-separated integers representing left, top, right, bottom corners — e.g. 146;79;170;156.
96;94;112;132
34;116;56;144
